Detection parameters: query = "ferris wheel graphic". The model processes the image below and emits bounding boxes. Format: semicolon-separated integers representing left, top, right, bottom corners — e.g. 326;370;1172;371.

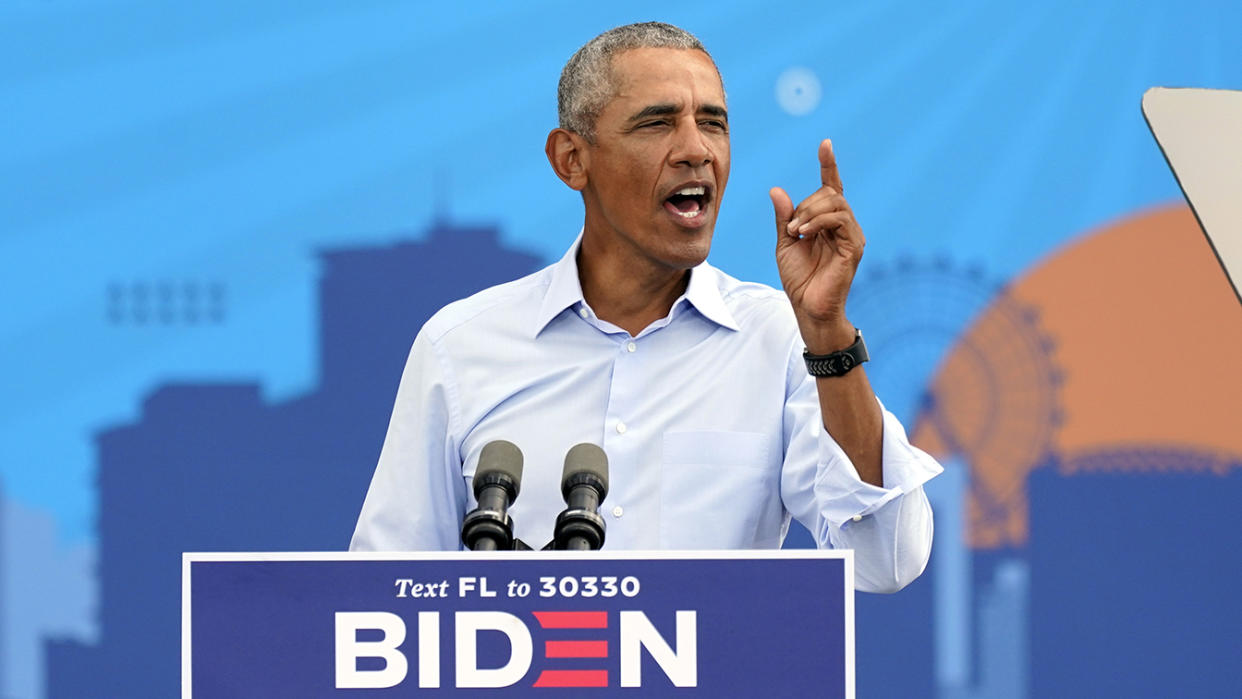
848;256;1062;549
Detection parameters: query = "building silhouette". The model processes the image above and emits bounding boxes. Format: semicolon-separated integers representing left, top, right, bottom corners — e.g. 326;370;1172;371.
45;220;544;698
1028;463;1242;697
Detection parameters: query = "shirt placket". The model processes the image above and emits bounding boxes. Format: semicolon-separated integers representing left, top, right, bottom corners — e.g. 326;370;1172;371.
600;332;648;549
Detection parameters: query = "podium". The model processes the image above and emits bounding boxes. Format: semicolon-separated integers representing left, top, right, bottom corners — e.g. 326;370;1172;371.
183;550;854;697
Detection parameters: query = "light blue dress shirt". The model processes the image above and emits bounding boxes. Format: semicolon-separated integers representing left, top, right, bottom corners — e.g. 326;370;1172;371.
351;236;942;593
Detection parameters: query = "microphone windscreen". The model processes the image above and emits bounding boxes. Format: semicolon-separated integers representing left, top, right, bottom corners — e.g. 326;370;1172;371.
475;440;524;499
562;443;609;500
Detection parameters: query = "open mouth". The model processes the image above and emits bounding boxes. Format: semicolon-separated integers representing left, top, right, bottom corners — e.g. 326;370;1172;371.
663;185;710;220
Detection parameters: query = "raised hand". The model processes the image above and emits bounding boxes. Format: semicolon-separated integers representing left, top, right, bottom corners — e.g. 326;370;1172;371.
770;139;865;353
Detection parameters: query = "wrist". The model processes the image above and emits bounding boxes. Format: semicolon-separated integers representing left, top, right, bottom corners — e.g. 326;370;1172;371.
799;318;857;355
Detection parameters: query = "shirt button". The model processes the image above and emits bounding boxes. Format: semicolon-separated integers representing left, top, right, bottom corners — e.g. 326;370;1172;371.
851;514;864;523
626;341;637;353
616;421;627;434
578;308;589;319
612;506;624;518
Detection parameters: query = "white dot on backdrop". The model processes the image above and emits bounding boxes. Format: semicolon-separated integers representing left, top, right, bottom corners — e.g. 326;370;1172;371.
775;67;823;116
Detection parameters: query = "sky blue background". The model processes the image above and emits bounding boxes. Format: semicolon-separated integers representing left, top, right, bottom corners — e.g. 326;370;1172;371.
3;2;1240;698
8;0;1230;542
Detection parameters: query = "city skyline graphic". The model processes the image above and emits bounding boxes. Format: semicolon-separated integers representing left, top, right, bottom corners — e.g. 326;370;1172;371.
33;205;1242;697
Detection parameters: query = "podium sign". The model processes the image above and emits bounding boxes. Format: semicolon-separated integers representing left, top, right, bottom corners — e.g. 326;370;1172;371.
183;550;854;697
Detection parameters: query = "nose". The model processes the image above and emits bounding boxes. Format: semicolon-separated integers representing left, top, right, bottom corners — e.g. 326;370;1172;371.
669;120;712;168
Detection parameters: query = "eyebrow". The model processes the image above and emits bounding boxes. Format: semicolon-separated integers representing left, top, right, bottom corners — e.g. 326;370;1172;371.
627;103;729;123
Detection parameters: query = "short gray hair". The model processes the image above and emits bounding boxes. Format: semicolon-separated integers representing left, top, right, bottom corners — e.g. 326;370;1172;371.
557;22;718;142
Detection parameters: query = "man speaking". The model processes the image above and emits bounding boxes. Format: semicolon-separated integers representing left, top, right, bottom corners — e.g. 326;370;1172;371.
351;22;941;593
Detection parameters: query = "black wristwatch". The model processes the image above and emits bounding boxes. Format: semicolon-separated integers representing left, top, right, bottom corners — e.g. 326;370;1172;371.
803;329;869;377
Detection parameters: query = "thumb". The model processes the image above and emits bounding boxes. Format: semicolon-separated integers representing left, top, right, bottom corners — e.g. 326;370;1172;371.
769;187;795;241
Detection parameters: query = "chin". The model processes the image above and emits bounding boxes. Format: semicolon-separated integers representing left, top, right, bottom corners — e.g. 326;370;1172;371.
666;236;713;269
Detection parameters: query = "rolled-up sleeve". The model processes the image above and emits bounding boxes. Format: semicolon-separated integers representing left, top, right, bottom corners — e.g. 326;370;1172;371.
350;330;468;552
780;345;943;593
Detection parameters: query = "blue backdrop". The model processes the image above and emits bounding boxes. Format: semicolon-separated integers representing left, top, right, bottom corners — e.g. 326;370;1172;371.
4;2;1241;697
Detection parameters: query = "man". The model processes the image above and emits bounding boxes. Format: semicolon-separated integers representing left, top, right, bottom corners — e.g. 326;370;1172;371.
351;22;941;593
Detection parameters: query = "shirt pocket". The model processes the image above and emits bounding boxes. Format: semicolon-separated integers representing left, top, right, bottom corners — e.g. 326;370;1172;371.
659;430;782;548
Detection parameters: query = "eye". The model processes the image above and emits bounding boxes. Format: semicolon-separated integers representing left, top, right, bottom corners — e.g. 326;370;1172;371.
637;119;669;129
700;119;728;133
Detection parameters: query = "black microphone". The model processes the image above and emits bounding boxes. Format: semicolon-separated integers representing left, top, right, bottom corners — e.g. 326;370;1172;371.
461;440;524;551
554;443;609;551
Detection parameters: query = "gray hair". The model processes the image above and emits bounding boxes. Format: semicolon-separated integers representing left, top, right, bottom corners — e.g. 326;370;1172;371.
557;22;718;142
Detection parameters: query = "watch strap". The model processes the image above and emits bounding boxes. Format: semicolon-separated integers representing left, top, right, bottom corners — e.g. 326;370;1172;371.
803;329;869;377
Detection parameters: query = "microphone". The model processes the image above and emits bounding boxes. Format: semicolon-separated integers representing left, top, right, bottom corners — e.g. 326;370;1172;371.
554;443;609;551
461;440;524;551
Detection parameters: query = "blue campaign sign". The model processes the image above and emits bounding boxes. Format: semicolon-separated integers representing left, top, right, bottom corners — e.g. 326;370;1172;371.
183;550;853;697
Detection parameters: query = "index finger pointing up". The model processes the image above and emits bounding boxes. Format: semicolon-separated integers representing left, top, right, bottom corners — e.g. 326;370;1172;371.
819;138;844;193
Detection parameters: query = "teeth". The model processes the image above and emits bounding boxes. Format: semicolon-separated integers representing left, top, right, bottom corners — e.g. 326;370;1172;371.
674;209;701;218
675;186;706;196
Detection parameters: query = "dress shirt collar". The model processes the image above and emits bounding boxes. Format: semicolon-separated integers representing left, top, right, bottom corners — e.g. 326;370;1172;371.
683;253;741;332
532;232;740;337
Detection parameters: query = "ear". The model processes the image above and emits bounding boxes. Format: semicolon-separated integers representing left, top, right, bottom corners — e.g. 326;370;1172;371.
545;128;589;191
